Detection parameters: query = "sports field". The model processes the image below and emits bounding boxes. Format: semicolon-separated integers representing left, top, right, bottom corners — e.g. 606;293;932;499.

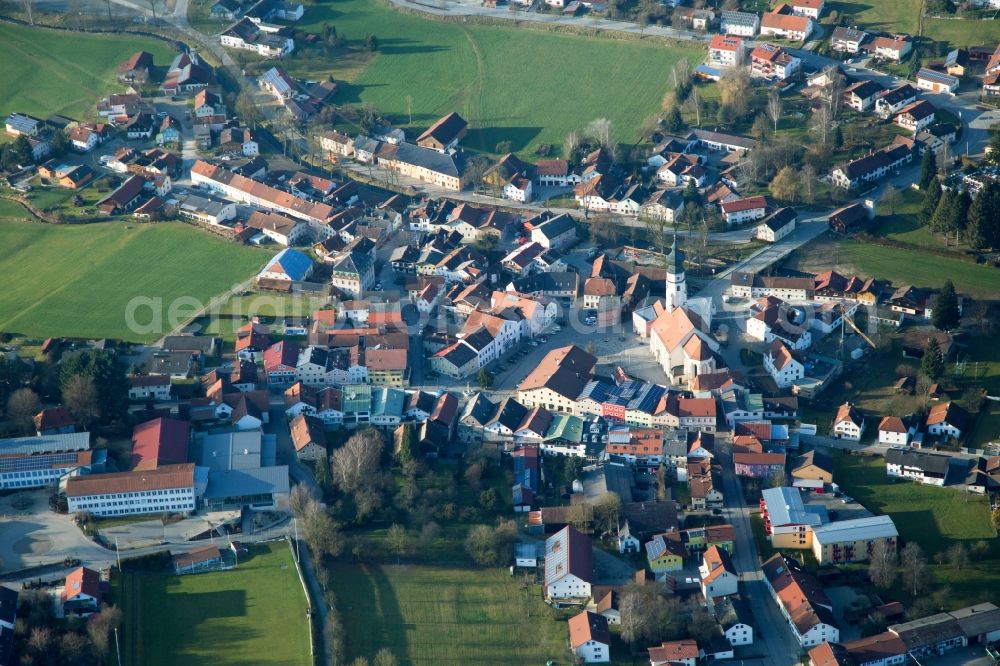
0;23;175;121
328;562;570;664
283;0;703;156
120;541;311;666
0;221;268;342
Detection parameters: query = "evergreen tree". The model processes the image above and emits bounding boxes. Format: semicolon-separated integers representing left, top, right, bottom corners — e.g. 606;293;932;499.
921;337;944;380
929;187;954;232
683;178;700;204
919;178;941;227
932;280;960;331
665;106;683;133
919;148;936;190
396;424;415;466
947;189;971;236
966;183;1000;249
11;135;33;165
59;350;129;425
832;125;843;149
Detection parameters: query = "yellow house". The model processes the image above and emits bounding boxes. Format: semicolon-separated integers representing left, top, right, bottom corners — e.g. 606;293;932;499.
645;534;686;573
791;450;834;484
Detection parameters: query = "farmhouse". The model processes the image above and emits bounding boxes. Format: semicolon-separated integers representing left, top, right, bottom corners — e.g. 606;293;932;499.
220;17;295;58
545;525;593;599
416;112;468;153
756;207;796;242
721;196;768;226
97;175;146;214
378;142;465;191
163;51;213;95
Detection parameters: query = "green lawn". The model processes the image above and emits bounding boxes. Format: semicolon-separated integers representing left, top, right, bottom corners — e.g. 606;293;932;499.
282;0;703;156
328;562;570;665
0;198;30;220
120;541;311;666
827;0;922;35
786;231;1000;298
872;189;943;250
923;18;1000;48
833;453;1000;608
0;22;175;120
0;221;269;342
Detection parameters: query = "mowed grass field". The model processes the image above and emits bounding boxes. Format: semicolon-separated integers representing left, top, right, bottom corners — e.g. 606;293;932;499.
0;221;268;342
120;541;311;666
833;453;1000;607
284;0;703;156
0;23;175;120
785;231;1000;298
923;18;1000;48
827;0;922;35
329;562;570;665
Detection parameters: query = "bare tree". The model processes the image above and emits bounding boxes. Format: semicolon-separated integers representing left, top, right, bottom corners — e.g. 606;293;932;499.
584;118;615;152
801;163;816;203
767;90;783;132
825;66;846;118
22;0;34;24
672;58;690;88
63;375;100;430
592;492;622;535
387;524;408;563
882;186;902;215
145;0;160;20
404;95;413;125
811;102;832;147
685;86;702;127
869;540;898;589
373;649;398;666
946;542;969;570
900;542;931;596
564;130;580;160
331;428;384;492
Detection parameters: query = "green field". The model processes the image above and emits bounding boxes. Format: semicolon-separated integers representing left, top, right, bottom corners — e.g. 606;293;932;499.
924;18;1000;48
827;0;922;35
0;22;175;121
786;231;1000;298
833;453;1000;607
329;562;570;664
0;221;268;342
280;0;703;156
120;541;311;666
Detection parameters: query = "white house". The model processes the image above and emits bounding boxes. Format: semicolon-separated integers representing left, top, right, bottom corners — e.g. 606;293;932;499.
925;401;969;440
878;415;916;446
763;340;805;389
128;375;172;401
709;34;745;67
700;546;739;600
721;196;768;226
885;448;957;486
545;525;593;600
833;402;864;440
568;611;611;664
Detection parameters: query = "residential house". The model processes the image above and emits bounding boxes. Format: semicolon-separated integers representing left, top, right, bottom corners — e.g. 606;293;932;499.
700;546;739;600
518;345;597;413
762;553;839;647
118;51;154;83
791;450;833;484
764;340;806;389
61;567;102;615
871;35;913;62
128;375;172;401
832;402;864;440
290;413;326;461
720;10;760;36
828;203;871;234
750;44;801;81
258;248;314;282
925;401;969;440
646;532;687;573
844;80;884;112
568;611;611;664
791;0;824;18
709;34;745;67
530;213;577;250
649;640;700;666
829;142;913;190
878;415;918;447
875;84;919;119
894;100;937;133
761;5;814;41
831;26;868;53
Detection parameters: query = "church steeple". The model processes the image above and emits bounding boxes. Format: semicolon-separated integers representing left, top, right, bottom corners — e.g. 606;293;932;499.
665;234;686;311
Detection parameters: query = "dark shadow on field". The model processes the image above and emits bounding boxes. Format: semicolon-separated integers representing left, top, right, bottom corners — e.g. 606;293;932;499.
826;1;873;16
464;126;542;153
333;82;386;105
169;590;248;618
349;564;411;664
889;509;948;553
376;38;451;56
